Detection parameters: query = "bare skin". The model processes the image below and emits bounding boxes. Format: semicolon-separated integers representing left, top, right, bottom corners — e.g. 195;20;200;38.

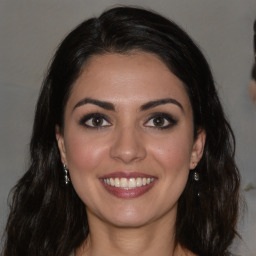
56;52;205;256
75;212;193;256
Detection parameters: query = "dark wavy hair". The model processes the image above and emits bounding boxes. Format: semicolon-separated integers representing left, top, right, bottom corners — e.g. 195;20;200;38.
2;6;240;256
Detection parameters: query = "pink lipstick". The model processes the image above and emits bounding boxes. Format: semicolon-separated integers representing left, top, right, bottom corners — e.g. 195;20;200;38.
99;172;157;199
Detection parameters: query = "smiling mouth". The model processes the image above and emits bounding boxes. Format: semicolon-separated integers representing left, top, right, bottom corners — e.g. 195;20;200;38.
99;173;157;198
103;177;155;189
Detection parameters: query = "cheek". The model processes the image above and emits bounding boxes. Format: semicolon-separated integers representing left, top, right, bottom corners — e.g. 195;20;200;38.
64;131;107;175
145;132;193;215
149;132;193;171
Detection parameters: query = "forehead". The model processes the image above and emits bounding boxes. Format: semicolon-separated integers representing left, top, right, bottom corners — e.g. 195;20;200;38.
67;52;191;111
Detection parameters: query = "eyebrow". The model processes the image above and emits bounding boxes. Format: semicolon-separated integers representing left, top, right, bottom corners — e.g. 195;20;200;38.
140;98;184;112
73;97;184;112
73;98;115;111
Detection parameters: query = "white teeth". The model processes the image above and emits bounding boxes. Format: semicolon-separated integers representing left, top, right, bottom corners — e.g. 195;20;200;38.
110;178;115;186
114;178;120;187
103;177;155;189
120;178;128;188
136;177;142;187
128;178;136;188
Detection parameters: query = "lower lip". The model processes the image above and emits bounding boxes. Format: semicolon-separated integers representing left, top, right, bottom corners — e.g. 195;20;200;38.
100;180;156;199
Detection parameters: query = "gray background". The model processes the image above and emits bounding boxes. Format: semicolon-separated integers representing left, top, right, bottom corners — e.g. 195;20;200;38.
0;0;255;255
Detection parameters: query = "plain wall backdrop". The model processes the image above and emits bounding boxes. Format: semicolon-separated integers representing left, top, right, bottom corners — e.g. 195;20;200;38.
0;1;255;255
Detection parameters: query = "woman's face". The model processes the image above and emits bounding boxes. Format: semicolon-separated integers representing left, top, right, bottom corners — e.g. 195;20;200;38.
57;52;205;228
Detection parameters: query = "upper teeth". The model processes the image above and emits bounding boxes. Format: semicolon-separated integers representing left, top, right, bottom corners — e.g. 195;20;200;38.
103;177;154;189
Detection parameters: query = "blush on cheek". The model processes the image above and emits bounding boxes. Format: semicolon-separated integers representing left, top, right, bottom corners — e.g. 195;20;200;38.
65;136;106;175
152;137;192;170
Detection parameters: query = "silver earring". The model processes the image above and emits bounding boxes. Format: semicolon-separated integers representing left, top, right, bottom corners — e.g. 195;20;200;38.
191;164;200;197
193;171;200;182
63;164;70;184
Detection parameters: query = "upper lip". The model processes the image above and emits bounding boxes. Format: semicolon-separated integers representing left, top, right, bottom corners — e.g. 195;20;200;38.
99;172;157;179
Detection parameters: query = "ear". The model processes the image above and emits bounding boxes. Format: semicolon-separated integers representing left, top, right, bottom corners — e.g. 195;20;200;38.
56;125;67;165
189;129;206;170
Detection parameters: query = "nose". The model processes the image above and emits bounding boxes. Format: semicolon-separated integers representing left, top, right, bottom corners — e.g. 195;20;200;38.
110;126;147;164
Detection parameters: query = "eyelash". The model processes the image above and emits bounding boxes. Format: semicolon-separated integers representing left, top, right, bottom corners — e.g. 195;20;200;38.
144;112;178;130
79;112;178;130
79;113;111;129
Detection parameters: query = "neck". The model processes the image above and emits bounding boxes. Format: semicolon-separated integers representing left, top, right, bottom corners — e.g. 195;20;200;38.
76;210;189;256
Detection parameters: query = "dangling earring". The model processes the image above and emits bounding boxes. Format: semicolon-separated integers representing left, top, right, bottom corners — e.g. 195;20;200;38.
192;162;199;181
193;171;200;182
63;164;70;184
191;162;199;181
191;162;200;197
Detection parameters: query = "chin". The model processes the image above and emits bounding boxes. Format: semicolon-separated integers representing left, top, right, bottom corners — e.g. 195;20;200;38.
88;202;159;228
105;207;153;228
109;218;149;228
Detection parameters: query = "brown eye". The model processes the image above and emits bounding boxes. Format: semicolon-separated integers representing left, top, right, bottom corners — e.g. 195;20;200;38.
80;113;111;128
86;116;110;127
91;117;104;127
152;117;166;127
144;113;177;129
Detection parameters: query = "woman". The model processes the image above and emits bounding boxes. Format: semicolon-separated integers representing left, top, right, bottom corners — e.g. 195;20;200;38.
2;6;240;256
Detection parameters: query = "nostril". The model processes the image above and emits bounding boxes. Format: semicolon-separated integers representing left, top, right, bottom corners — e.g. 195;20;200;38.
109;131;146;163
